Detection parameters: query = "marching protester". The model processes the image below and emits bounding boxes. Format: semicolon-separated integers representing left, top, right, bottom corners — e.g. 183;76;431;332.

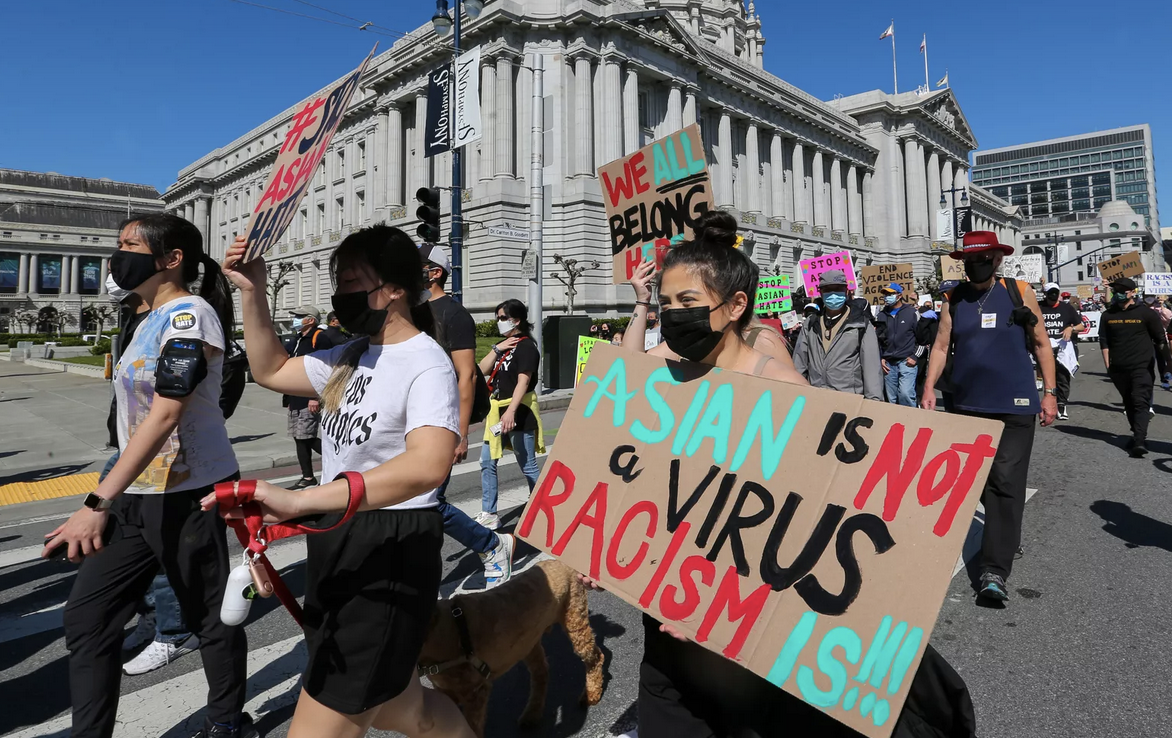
477;298;544;531
323;310;350;345
1143;292;1172;389
420;242;515;587
1099;277;1172;458
922;231;1057;603
878;282;920;406
1039;282;1084;420
791;269;883;399
45;213;252;738
285;306;333;489
913;300;940;404
211;226;475;738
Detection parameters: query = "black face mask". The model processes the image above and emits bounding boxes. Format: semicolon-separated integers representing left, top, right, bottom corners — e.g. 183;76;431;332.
110;250;159;291
660;303;728;362
330;285;388;336
1045;291;1060;305
964;258;997;283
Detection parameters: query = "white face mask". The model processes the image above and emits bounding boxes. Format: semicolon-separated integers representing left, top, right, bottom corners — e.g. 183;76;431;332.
105;273;132;302
497;319;515;336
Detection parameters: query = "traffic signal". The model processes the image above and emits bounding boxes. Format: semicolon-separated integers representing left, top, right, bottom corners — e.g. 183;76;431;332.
416;187;442;243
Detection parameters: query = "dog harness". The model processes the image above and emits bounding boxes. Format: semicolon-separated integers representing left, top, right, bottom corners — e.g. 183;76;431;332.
213;472;365;627
418;601;492;681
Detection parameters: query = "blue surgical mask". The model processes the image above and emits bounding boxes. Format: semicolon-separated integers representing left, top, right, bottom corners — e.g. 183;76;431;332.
884;294;899;306
823;293;848;310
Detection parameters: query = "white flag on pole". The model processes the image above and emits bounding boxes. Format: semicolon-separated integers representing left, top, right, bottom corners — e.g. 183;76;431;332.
920;34;926;53
879;22;894;39
936;71;949;87
453;45;482;149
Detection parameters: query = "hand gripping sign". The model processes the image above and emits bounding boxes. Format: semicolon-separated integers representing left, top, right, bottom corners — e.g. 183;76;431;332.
516;344;1003;738
242;46;377;263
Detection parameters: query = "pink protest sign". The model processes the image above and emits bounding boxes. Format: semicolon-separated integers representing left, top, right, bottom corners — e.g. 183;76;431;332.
799;251;857;298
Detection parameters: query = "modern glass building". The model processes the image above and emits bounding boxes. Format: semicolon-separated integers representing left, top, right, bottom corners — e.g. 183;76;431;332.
971;125;1158;230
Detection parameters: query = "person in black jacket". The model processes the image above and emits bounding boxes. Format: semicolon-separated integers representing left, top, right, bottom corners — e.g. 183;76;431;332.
322;310;350;345
879;283;920;406
1100;277;1172;457
914;301;939;403
284;305;332;488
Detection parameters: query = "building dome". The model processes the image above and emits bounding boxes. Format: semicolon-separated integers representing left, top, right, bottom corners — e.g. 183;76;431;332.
1096;200;1137;220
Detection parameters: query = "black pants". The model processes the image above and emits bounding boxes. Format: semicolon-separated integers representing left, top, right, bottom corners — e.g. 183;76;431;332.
1109;362;1154;446
1052;347;1072;407
295;436;322;479
63;482;247;738
959;412;1036;579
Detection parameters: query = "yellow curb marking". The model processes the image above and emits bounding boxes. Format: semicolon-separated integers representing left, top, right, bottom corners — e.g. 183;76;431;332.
0;472;99;507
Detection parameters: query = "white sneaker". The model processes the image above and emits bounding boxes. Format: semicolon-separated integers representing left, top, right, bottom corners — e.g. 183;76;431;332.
122;616;155;653
481;533;515;589
1151;406;1156;416
123;636;199;675
473;511;500;530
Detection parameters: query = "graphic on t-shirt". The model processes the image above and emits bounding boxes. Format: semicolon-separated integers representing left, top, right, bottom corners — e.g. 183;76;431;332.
320;370;379;455
171;312;197;330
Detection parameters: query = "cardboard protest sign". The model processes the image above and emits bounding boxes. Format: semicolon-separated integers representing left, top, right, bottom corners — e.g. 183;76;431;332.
1096;251;1144;282
800;251;857;298
858;263;914;306
576;335;605;386
939;257;966;281
599;124;714;284
1143;272;1172;294
243;46;377;262
518;344;1003;737
756;275;793;314
1076;285;1094;299
999;255;1045;284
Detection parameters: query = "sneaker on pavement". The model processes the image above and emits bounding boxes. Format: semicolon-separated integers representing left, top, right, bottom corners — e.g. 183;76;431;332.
1150;406;1156;416
481;533;516;589
1129;443;1149;458
123;635;200;675
1057;405;1069;420
473;511;500;530
288;476;318;490
978;572;1009;602
191;713;259;738
122;615;156;653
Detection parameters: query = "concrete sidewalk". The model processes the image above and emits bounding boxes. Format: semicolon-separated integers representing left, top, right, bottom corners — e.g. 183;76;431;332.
0;360;573;499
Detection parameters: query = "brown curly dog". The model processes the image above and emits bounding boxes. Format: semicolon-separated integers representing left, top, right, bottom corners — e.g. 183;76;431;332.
418;559;606;736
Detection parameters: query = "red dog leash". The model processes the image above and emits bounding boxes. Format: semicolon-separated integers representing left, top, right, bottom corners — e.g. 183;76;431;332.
213;471;365;626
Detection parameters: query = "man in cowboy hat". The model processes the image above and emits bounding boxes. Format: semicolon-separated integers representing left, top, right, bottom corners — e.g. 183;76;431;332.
922;231;1057;603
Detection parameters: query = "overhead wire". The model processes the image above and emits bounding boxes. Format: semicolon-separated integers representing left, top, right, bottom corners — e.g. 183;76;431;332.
285;0;412;39
222;0;411;41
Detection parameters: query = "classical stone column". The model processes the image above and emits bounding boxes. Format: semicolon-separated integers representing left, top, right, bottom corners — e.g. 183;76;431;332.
811;149;827;227
99;257;108;295
373;104;389;210
683;87;697;126
829;156;844;232
387;104;403;205
573;55;594;175
495;54;515;177
29;253;39;295
926;148;941;241
954;165;968;192
18;253;28;294
58;255;70;294
622;66;639;155
70;255;80;294
847;164;861;236
792;140;807;223
194;197;209;247
717;111;734;208
184;202;194;223
903;139;927;237
666;84;683;133
745;124;761;213
862;170;874;237
602;56;623;164
770;133;784;218
480;59;496;182
415;89;429;193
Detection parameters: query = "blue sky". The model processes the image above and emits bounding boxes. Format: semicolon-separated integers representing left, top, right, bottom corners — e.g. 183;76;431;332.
2;0;1168;226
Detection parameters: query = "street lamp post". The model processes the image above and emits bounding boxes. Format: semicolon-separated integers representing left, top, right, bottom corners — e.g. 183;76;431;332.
1043;231;1066;284
431;0;483;304
939;185;969;252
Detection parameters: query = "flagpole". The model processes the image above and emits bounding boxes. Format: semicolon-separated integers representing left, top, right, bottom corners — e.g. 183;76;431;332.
890;22;898;94
923;36;929;91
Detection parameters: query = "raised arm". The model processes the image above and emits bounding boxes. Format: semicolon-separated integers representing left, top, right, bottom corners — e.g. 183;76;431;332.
221;236;316;397
621;259;656;353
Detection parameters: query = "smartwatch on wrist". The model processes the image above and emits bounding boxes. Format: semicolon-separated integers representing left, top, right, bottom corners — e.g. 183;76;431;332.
83;493;113;511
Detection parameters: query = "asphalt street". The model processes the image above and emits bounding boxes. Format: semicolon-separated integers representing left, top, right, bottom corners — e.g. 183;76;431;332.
2;347;1171;737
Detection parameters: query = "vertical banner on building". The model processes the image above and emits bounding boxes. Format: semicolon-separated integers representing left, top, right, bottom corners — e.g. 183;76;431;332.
936;209;953;242
953;207;972;239
453;45;483;149
243;45;378;263
80;258;101;292
0;254;17;291
598;124;714;284
424;64;452;157
517;343;1004;738
41;258;61;292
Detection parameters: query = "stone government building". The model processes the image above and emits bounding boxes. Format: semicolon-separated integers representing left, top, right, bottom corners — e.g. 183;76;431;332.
164;0;1022;320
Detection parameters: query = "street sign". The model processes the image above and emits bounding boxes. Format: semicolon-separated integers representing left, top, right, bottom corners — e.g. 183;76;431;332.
521;248;538;279
489;225;531;242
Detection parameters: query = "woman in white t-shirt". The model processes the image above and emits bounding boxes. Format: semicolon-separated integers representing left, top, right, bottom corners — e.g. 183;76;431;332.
44;213;253;738
209;226;474;738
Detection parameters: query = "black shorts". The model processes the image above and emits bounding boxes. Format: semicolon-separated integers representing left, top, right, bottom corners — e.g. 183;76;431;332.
302;507;443;714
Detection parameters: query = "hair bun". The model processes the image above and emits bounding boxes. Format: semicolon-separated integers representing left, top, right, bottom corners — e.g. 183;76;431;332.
691;210;739;249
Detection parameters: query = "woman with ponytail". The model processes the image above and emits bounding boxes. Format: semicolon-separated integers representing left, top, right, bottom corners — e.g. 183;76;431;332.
46;213;254;738
206;226;474;738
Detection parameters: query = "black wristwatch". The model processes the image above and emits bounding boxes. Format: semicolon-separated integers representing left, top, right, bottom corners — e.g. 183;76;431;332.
83;493;114;511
